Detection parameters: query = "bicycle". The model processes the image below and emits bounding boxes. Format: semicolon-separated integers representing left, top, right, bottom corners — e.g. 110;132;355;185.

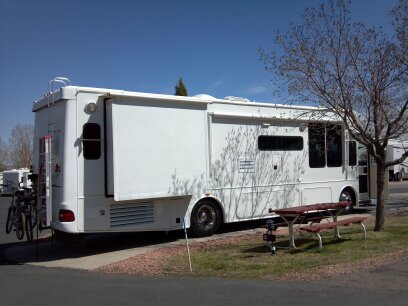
23;187;38;241
5;188;26;240
5;182;38;241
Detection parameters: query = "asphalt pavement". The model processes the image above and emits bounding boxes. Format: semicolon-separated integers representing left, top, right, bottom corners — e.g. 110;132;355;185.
1;257;408;306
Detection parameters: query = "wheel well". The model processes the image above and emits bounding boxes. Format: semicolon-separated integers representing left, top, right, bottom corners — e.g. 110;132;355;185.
341;187;356;206
195;197;224;224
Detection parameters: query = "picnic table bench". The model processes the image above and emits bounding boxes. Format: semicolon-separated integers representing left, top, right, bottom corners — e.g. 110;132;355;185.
299;216;368;249
266;202;368;250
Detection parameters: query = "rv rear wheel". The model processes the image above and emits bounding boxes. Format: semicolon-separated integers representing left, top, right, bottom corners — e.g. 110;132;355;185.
339;189;354;214
190;200;222;237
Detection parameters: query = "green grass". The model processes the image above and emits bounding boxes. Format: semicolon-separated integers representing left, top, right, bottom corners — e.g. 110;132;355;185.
164;213;408;279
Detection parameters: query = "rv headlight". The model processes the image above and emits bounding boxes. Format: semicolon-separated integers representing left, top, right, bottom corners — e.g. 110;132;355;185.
85;102;97;114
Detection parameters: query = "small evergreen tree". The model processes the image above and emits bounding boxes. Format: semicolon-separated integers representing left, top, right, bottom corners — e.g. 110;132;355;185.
175;77;188;96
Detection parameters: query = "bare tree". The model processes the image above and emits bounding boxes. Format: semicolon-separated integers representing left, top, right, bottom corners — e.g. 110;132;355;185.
0;136;8;171
8;124;34;169
392;0;408;53
261;0;408;231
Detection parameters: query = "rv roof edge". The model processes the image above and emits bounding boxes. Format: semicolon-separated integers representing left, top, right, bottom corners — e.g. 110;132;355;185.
32;86;329;113
32;86;77;112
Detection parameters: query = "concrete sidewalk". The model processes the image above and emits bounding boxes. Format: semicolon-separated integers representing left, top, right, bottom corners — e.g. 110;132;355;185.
3;227;266;270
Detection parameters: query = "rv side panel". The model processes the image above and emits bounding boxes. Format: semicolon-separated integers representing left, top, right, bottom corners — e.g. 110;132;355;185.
106;97;209;201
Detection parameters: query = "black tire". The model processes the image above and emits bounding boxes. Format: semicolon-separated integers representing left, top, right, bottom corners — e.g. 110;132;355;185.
339;189;354;214
28;205;37;230
25;213;34;241
190;200;222;237
5;207;15;234
15;212;25;240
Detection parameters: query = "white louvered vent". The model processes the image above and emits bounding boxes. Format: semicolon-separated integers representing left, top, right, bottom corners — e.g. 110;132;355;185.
110;202;154;228
239;157;255;173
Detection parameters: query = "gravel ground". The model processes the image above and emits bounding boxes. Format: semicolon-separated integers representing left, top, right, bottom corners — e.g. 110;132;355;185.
95;233;261;277
95;223;408;281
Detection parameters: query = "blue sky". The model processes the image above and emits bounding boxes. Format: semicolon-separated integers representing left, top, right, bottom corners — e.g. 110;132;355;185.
0;0;398;141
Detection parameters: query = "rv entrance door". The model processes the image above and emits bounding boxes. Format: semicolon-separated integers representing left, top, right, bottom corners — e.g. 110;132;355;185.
358;144;369;203
358;143;389;204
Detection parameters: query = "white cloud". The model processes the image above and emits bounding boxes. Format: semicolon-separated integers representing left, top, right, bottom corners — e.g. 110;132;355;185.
243;85;268;95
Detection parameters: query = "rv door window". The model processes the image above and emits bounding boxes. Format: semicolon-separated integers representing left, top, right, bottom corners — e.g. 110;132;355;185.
258;136;303;151
349;141;357;166
308;124;326;168
83;123;101;160
327;124;342;167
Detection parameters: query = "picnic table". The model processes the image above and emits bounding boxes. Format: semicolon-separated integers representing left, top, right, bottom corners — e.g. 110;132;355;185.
268;202;366;249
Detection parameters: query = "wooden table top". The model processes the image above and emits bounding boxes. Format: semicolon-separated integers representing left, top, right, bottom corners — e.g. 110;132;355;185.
269;202;351;215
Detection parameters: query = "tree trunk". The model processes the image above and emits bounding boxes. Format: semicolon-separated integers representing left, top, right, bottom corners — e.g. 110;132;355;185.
374;164;386;231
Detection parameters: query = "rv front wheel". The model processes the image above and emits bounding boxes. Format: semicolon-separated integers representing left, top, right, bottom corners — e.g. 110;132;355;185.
190;200;221;237
339;189;354;214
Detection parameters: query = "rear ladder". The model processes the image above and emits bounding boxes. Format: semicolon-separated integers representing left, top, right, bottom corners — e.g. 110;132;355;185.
38;135;52;227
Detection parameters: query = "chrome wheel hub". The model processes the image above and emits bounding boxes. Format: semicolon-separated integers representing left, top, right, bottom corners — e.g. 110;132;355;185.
196;205;216;231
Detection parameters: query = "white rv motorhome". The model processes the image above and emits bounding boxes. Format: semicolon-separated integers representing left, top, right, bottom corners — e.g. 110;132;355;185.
32;84;359;237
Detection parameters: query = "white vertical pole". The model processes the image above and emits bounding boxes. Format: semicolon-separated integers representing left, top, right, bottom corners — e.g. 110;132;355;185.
183;218;192;272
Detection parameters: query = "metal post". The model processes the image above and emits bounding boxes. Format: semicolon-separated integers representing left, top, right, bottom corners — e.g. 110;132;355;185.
183;219;192;272
281;215;300;249
36;221;39;260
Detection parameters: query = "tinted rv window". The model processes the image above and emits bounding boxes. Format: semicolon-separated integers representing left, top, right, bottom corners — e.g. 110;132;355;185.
349;141;357;166
258;136;303;151
308;124;326;168
83;123;101;160
327;124;342;167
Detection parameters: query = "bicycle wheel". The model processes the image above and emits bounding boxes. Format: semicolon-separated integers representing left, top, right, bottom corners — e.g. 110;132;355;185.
5;207;15;234
28;205;37;229
25;213;34;241
15;212;25;240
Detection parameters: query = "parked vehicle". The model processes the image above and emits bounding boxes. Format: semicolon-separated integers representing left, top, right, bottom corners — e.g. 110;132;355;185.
2;169;31;195
387;140;408;181
31;79;359;237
